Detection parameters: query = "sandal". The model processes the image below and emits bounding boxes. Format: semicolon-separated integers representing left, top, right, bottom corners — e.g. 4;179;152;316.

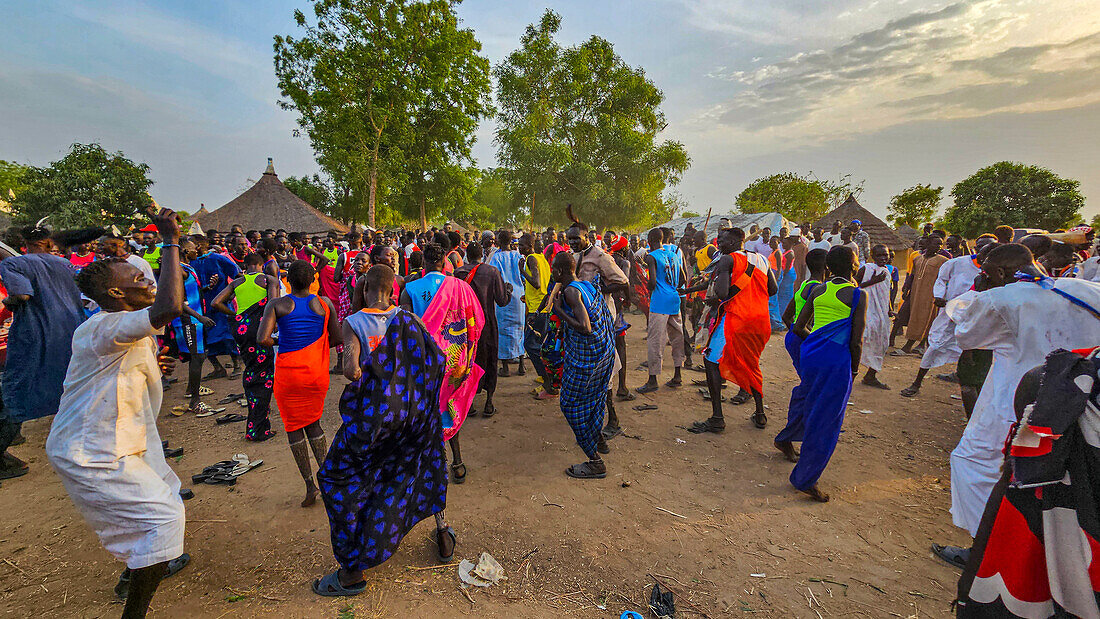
217;393;244;405
687;418;725;434
616;391;637;402
601;424;624;439
900;386;920;398
215;413;247;424
193;402;225;418
729;391;751;405
632;404;658;412
665;379;682;388
201;369;228;381
197;386;214;396
700;391;725;402
751;411;768;429
565;461;607;479
435;526;457;563
451;462;467;485
931;544;970;569
0;454;29;480
534;389;558;400
312;570;367;597
635;383;659;394
163;447;184;458
482;404;496;418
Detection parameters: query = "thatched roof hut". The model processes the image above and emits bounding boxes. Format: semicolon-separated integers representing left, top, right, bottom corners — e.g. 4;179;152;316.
196;159;348;235
813;195;906;250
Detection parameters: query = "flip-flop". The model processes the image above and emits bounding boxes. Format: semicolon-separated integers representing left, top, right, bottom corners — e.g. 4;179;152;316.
633;404;658;412
931;544;969;569
601;424;624;439
312;570;367;597
163;447;184;458
0;460;29;480
635;383;659;394
216;413;247;424
193;403;226;418
197;386;214;396
435;526;457;563
751;412;768;429
691;378;708;387
230;458;264;477
217;393;244;405
165;553;190;578
201;370;228;382
700;392;726;402
170;405;188;417
616;392;637;402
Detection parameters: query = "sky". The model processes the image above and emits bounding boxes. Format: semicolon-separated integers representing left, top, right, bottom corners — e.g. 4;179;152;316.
3;0;1099;222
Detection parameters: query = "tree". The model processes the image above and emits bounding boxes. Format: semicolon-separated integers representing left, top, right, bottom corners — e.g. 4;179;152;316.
1090;213;1100;231
0;160;30;204
681;210;700;218
943;162;1084;237
494;10;690;230
887;184;942;228
284;173;334;213
274;0;492;229
735;173;830;223
10;143;153;229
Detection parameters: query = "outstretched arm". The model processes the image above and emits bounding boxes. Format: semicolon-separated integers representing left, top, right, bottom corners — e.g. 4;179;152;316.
147;207;184;329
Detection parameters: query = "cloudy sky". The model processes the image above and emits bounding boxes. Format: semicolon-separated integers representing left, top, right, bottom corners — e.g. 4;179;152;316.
3;0;1098;221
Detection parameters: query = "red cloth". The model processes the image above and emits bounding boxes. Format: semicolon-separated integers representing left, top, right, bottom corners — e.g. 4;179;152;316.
718;252;771;394
273;301;330;432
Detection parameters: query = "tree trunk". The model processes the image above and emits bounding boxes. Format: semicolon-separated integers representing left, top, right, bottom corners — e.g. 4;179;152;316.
368;132;382;228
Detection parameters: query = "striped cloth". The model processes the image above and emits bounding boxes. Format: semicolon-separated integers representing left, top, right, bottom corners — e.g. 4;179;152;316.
559;279;616;458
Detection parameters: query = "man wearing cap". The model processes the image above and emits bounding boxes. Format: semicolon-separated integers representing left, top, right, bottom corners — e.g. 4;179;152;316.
849;220;871;264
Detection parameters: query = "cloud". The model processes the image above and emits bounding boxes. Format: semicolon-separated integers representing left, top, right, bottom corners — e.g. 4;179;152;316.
688;0;1100;143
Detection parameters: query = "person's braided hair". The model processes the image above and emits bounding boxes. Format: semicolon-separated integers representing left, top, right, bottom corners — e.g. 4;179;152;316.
75;257;125;302
422;242;446;267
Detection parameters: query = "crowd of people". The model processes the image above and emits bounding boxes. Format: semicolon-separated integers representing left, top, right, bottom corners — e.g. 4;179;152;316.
3;206;1100;617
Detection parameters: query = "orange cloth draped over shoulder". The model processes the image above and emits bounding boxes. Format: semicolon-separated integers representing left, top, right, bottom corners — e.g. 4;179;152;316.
717;252;772;394
273;301;331;432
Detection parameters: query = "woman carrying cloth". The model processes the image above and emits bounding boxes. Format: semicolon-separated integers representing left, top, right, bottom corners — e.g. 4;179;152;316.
777;246;866;503
258;260;342;507
399;243;484;484
212;253;280;441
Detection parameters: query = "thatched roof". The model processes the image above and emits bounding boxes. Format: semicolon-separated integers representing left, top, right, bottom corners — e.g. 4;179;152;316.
894;224;921;247
813;195;907;249
193;204;210;218
196;159;348;235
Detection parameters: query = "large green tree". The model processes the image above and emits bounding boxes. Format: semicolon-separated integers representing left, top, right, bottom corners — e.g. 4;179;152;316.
887;184;942;228
943;162;1084;237
284;173;334;213
735;173;830;223
10;143;153;229
274;0;492;229
494;10;690;230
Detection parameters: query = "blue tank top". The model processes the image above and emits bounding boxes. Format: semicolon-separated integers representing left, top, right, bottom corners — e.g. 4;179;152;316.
648;247;681;315
345;307;400;365
275;294;325;353
404;271;446;317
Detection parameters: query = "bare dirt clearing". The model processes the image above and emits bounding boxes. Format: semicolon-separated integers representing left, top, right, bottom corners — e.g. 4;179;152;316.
1;323;969;617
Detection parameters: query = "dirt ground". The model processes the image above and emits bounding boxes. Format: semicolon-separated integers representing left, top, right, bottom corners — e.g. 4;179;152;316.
0;320;973;618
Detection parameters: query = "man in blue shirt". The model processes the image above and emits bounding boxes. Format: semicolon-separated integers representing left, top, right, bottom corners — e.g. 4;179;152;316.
637;228;686;394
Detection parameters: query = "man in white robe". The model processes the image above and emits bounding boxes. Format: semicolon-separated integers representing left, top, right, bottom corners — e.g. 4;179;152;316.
857;244;894;389
900;239;993;398
46;206;190;618
932;244;1100;568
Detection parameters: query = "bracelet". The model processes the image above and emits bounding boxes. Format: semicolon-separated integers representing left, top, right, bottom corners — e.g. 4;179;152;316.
161;243;180;249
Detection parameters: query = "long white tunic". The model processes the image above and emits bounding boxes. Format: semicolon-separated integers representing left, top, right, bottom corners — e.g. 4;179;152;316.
1078;256;1100;282
920;256;981;370
46;309;185;569
948;278;1100;536
859;263;891;372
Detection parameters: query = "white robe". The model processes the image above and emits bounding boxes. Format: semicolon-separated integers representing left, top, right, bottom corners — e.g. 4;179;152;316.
948;278;1100;536
920;256;981;370
859;263;891;372
46;309;185;569
1078;256;1100;282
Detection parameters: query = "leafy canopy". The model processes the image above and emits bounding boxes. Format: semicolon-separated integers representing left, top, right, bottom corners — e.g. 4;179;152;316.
943;162;1084;237
274;0;492;228
887;184;942;229
494;10;690;230
10;143;153;229
735;173;829;223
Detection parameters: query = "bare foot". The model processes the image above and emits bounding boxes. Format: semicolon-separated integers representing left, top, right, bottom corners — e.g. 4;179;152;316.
800;485;830;502
774;440;799;462
301;485;319;508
